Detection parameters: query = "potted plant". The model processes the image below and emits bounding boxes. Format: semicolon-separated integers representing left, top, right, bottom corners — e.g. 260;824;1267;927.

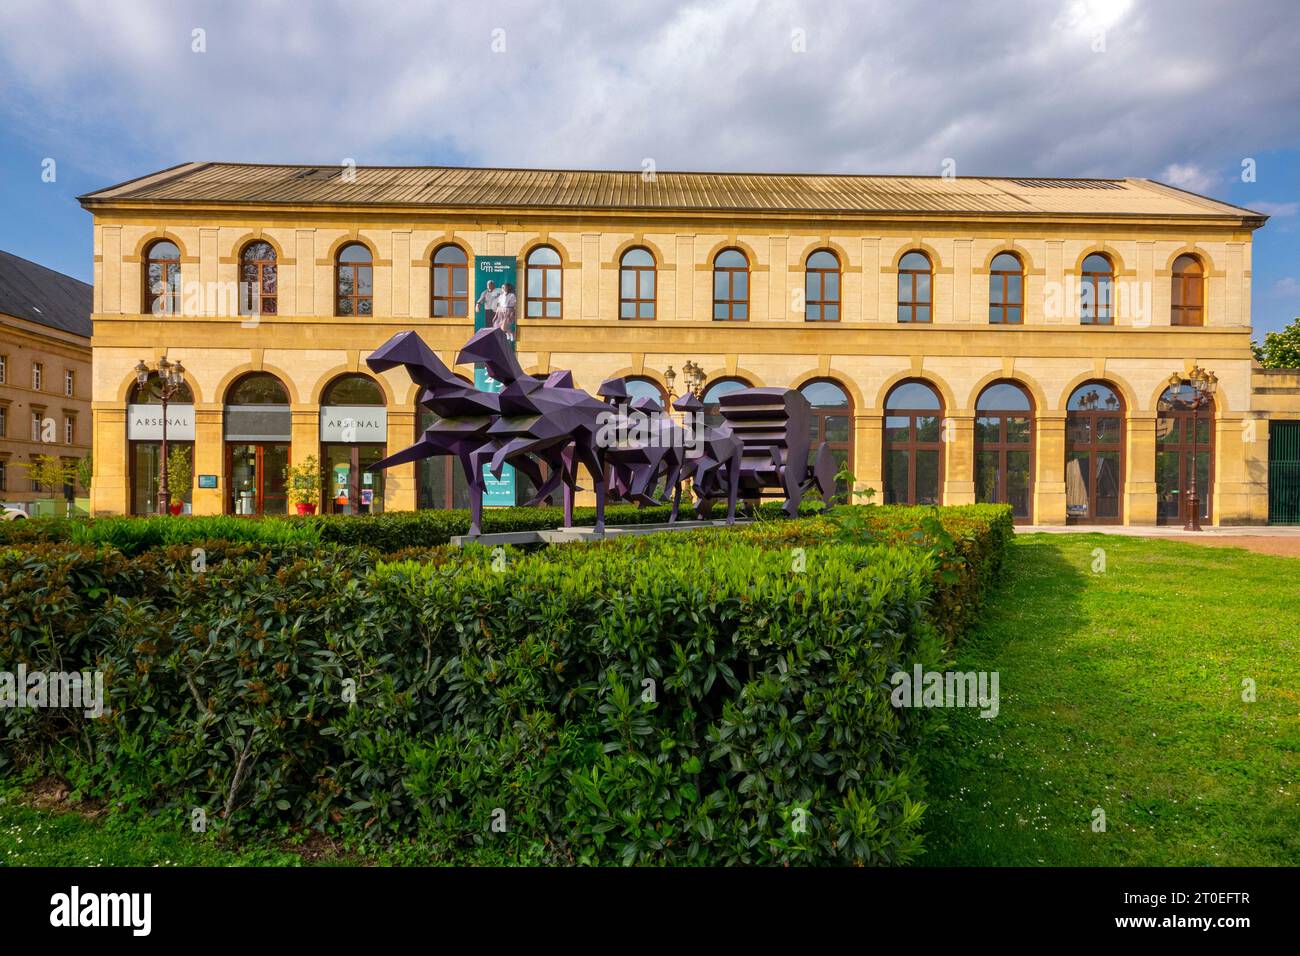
284;455;322;515
162;445;192;515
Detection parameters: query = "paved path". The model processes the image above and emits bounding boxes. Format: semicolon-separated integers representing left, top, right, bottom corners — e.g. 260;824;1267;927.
1017;524;1300;557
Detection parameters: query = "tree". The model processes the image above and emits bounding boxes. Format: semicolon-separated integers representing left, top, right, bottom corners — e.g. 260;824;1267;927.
18;455;80;515
76;452;93;494
1253;317;1300;369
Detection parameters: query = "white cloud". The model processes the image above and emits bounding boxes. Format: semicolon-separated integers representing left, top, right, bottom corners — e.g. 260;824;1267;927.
0;0;1297;198
1254;202;1299;217
1274;277;1300;299
1160;163;1215;193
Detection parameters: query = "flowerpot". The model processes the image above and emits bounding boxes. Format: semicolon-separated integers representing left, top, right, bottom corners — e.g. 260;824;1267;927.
295;502;317;516
169;502;184;516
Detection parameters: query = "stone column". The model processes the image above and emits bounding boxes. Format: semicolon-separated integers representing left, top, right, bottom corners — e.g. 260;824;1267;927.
92;405;129;516
856;413;882;500
193;406;223;515
386;407;417;512
1125;413;1158;525
1034;412;1066;525
945;414;975;505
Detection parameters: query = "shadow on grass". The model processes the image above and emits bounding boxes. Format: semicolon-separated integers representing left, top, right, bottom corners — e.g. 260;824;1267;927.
918;535;1109;866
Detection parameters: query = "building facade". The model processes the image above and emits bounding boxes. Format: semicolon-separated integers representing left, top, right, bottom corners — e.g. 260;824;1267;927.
0;250;93;512
80;163;1283;524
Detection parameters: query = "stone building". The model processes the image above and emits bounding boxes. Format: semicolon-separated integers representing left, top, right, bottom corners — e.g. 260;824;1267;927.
78;162;1295;524
0;250;93;512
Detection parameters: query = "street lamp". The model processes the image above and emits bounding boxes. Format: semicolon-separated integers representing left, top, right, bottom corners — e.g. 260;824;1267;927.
135;356;187;515
663;360;706;402
1165;365;1217;531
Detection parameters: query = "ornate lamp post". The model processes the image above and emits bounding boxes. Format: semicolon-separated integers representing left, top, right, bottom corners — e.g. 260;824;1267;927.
1165;365;1218;531
134;356;187;515
663;360;705;403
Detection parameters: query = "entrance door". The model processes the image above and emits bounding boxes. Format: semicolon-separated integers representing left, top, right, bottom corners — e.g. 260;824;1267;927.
226;443;289;515
1269;421;1300;525
1065;383;1125;524
323;443;385;514
1156;387;1214;526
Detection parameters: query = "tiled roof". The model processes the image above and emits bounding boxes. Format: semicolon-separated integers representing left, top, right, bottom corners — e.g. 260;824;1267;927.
79;162;1265;221
0;250;93;338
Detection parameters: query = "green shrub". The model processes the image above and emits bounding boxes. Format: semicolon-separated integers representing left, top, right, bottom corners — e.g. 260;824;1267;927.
0;505;1010;865
0;500;824;554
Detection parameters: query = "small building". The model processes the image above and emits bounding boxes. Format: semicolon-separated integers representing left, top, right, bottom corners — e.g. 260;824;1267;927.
77;162;1300;524
0;250;93;513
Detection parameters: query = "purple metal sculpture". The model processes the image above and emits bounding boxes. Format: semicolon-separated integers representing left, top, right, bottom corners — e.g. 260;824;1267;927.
365;327;837;536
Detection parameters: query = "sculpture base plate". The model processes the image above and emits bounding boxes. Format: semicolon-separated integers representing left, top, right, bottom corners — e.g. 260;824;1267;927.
450;519;749;548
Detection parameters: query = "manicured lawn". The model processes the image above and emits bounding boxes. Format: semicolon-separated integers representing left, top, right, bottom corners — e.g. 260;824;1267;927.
920;533;1300;866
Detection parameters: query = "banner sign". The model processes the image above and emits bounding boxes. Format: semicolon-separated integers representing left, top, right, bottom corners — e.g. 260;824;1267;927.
126;404;196;441
320;406;388;443
474;255;519;506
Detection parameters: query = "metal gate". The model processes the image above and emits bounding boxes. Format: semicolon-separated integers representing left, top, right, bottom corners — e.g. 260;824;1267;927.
1269;421;1300;524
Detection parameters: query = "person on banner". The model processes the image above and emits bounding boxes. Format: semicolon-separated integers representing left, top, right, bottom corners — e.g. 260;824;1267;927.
493;282;517;341
475;280;500;327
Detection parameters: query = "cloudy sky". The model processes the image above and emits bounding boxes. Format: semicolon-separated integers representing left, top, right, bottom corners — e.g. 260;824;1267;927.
1;0;1297;332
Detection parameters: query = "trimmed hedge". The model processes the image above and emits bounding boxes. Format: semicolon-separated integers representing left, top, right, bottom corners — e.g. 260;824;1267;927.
0;500;824;556
0;504;1012;865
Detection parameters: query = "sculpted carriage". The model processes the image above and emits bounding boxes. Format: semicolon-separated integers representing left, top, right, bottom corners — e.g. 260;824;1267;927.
365;327;837;536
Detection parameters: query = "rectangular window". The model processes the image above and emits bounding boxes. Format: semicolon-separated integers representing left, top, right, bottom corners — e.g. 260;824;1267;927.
0;459;6;491
0;405;6;438
0;354;7;383
65;416;75;444
65;369;75;397
32;362;43;391
32;411;42;441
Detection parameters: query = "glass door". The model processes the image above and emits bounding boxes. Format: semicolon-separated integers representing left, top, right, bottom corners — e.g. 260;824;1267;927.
323;444;385;514
226;443;289;515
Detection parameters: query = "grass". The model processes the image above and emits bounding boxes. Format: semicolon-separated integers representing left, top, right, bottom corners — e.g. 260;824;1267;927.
4;533;1297;866
919;533;1300;866
0;798;306;867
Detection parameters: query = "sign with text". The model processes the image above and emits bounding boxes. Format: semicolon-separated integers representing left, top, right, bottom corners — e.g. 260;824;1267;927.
319;406;388;443
126;404;196;441
474;255;519;506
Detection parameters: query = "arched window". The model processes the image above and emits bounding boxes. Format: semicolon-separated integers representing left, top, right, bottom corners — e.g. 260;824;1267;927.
975;382;1033;520
620;248;656;320
625;376;666;405
884;380;943;504
336;243;373;317
1172;255;1204;326
227;372;290;405
702;378;750;428
800;379;852;498
526;246;562;319
431;244;468;317
1080;253;1114;325
805;250;840;322
989;252;1023;324
322;373;384;406
1067;382;1125;523
128;371;195;515
897;251;932;323
144;240;181;316
712;249;749;321
1157;384;1215;525
419;373;473;511
224;372;291;517
239;241;277;316
320;374;387;516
